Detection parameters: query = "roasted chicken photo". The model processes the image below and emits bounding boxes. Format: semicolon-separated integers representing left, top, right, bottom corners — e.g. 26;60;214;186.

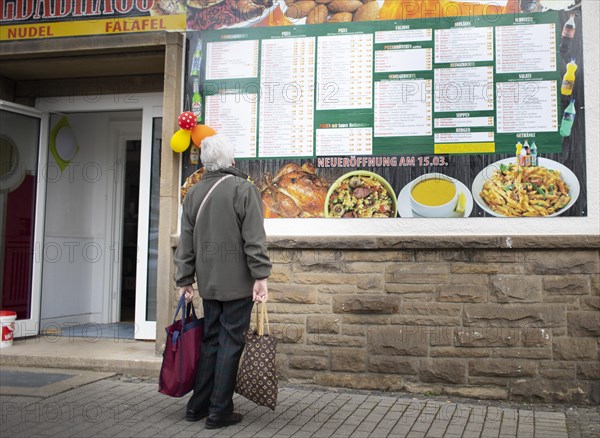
259;162;330;218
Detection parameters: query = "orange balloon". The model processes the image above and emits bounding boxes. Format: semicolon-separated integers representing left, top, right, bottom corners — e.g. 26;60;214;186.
191;125;216;147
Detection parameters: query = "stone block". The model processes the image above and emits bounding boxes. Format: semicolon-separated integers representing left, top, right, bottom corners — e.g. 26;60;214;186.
403;382;443;396
344;250;413;262
442;386;508;400
582;296;600;310
333;295;399;314
463;304;564;327
288;355;329;370
520;327;551;347
307;334;365;348
385;283;437;295
298;249;344;267
317;284;357;294
269;264;292;283
342;325;366;336
272;324;305;344
468;359;537;377
567;311;600;337
368;356;418;374
270;285;317;304
419;359;466;384
543;276;591;295
577;362;600;380
449;274;489;286
451;263;506;274
356;274;384;291
538;361;576;380
553;337;598;360
386;263;449;284
306;316;341;334
456;327;519;347
430;347;491;358
592;275;600;296
277;345;329;357
268;303;331;314
401;302;462;317
294;273;356;285
345;262;386;274
331;348;366;372
437;285;487;303
510;379;596;404
526;251;599;275
391;315;461;326
490;347;552;359
314;373;403;391
490;275;543;303
341;315;390;325
367;326;428;356
428;326;454;346
472;250;521;264
268;315;305;325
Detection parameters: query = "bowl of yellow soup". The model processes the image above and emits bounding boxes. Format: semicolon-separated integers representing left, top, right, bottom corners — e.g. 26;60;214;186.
409;173;459;218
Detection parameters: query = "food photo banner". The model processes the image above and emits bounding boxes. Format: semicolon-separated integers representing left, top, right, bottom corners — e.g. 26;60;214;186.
0;0;186;40
179;0;586;218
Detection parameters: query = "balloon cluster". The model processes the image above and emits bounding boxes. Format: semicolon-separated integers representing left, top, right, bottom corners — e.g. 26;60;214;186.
170;111;216;153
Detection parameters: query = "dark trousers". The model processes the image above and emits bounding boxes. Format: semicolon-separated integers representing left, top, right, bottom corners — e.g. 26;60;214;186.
187;296;254;415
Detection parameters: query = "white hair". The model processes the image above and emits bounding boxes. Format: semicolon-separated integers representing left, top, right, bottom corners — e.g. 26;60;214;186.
200;134;235;171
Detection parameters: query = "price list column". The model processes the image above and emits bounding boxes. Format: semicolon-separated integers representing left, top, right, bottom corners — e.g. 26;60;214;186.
258;37;315;158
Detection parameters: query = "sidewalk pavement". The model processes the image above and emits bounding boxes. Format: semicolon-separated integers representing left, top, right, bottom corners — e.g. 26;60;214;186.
1;337;599;437
1;372;599;438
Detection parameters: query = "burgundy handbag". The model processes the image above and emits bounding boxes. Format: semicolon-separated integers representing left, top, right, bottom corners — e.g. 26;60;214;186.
158;295;204;397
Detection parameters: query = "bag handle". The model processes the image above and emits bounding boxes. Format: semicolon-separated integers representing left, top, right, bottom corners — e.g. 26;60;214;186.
256;301;270;336
195;174;233;225
173;295;199;325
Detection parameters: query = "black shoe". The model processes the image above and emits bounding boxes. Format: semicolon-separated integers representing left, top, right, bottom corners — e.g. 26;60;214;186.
185;408;209;422
205;412;243;429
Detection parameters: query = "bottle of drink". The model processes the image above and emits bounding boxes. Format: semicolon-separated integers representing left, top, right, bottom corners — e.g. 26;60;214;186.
559;99;576;137
561;59;577;96
515;141;523;164
519;143;527;166
559;14;576;59
523;141;531;166
189;145;200;165
192;78;203;123
190;41;202;77
530;142;538;166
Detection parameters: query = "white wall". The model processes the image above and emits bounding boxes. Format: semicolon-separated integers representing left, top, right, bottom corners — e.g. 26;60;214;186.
40;111;141;327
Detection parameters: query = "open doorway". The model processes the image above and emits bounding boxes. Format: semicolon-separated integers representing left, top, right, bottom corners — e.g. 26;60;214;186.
40;112;142;336
119;139;141;323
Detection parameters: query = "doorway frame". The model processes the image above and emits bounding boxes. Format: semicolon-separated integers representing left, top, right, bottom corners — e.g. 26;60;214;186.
107;121;143;324
0;100;49;338
36;93;162;340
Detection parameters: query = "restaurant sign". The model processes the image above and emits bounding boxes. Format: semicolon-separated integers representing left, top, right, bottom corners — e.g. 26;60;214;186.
0;0;186;40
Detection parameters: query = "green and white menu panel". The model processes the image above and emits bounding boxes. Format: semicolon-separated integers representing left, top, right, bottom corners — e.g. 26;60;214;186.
201;11;562;159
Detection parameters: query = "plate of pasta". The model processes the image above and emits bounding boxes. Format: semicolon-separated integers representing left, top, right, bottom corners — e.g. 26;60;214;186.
472;158;580;217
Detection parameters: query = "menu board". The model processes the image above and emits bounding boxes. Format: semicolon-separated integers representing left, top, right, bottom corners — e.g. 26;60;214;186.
184;8;587;220
200;12;562;159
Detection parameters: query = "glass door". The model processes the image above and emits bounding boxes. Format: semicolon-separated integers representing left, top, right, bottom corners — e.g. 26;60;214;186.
134;106;162;339
0;101;48;338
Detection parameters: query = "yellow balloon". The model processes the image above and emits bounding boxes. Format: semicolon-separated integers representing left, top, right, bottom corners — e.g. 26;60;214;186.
170;129;191;153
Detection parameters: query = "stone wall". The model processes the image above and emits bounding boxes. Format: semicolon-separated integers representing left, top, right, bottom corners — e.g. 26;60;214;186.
264;244;599;404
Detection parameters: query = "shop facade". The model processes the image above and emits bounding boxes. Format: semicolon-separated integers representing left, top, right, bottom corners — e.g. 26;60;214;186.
1;0;599;403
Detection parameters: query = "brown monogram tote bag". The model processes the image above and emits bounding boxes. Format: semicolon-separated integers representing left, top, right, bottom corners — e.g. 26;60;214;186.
235;302;278;410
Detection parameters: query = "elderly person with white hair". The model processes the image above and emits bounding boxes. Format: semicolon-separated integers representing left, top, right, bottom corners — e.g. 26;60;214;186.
174;134;271;429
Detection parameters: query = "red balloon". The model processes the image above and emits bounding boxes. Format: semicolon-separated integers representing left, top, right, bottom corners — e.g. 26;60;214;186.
178;112;197;130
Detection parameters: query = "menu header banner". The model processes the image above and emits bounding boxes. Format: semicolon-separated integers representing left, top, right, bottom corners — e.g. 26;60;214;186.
0;0;186;40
